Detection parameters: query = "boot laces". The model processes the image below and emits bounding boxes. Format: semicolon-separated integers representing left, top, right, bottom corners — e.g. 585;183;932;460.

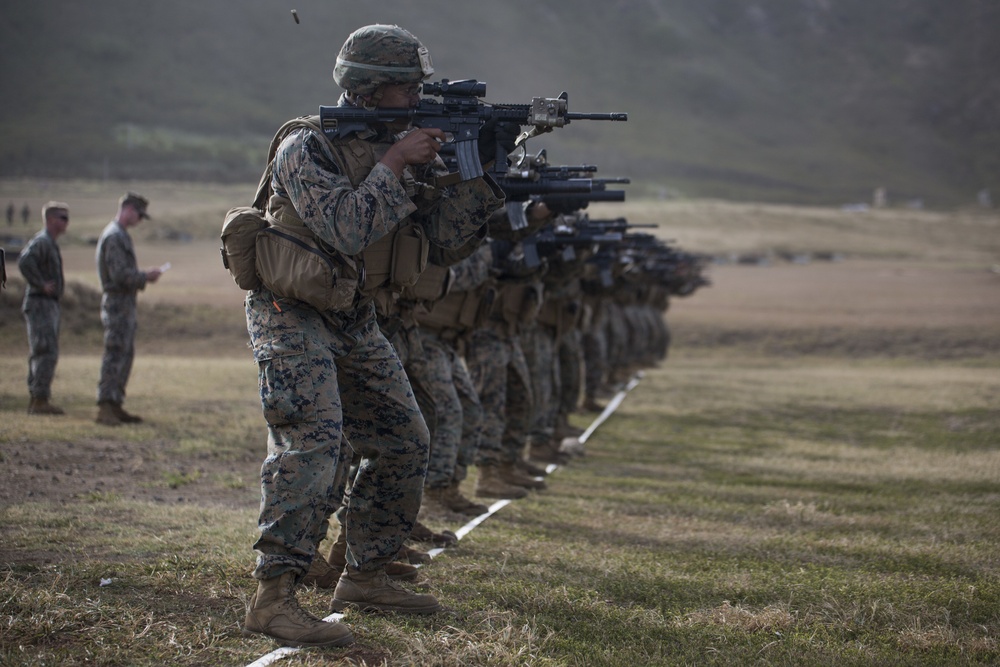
280;579;324;626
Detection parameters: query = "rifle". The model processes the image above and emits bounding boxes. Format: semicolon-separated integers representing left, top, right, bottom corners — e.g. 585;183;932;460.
536;178;631;215
319;79;627;182
523;222;623;267
491;149;627;230
575;216;658;235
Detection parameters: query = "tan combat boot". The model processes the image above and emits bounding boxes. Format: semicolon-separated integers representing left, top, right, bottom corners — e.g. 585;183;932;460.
409;519;458;547
421;485;456;515
499;461;547;490
322;530;420;582
300;555;341;589
444;482;489;516
244;572;354;647
95;401;121;426
475;464;528;499
330;567;440;614
27;397;65;415
398;544;432;565
112;403;143;423
515;457;548;477
529;437;569;465
553;414;584;439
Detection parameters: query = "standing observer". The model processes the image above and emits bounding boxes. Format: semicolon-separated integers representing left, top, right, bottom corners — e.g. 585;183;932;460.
94;192;161;426
18;201;70;415
240;24;504;649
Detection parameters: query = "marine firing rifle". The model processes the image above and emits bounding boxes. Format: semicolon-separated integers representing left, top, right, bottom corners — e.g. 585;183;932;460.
319;79;627;182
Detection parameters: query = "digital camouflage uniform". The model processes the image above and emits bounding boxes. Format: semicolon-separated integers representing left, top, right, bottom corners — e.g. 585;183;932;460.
413;246;493;489
466;236;541;466
18;229;64;400
418;330;483;486
247;106;501;581
555;301;584;426
96;221;148;405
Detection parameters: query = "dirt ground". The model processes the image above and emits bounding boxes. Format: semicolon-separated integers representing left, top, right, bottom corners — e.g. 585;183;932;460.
3;236;1000;522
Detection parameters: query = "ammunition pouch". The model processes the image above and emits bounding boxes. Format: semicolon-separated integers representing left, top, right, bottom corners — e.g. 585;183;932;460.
537;296;582;340
255;199;359;312
416;279;496;334
220;206;267;290
402;263;452;303
499;282;543;328
360;220;429;297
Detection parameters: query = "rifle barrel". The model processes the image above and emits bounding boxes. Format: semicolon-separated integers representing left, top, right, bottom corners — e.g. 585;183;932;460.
566;112;629;121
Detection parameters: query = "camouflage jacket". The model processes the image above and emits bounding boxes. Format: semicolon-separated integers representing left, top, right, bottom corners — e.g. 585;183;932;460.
18;230;63;300
96;221;146;294
270;94;503;261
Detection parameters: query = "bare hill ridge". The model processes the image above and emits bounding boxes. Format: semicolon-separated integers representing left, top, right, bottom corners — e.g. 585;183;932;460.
1;1;998;206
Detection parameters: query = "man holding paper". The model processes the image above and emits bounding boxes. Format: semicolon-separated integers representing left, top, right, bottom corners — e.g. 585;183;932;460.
94;192;161;426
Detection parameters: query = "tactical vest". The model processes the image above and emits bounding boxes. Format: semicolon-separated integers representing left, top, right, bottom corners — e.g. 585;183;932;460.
537;277;583;339
494;281;543;331
258;116;431;313
414;278;497;334
402;262;452;303
326;133;431;308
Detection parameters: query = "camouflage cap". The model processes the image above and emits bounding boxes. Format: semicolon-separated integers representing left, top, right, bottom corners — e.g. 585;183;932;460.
120;192;150;219
42;201;70;220
333;24;434;97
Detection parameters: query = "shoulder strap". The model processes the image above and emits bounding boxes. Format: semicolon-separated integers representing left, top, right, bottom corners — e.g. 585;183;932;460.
252;116;335;210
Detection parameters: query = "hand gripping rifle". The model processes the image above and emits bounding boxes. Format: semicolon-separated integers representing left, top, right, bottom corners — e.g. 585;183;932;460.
318;79;627;182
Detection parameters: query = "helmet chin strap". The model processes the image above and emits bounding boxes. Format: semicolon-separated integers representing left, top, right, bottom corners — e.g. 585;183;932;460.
349;87;384;111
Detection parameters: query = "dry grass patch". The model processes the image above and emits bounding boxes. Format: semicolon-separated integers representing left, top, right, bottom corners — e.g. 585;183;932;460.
680;599;798;633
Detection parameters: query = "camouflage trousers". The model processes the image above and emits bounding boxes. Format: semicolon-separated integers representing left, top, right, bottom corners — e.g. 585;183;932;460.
246;290;429;581
98;293;137;404
22;296;60;399
605;301;629;379
557;328;583;416
582;325;608;400
415;329;482;488
387;321;439;437
465;321;533;465
521;321;558;439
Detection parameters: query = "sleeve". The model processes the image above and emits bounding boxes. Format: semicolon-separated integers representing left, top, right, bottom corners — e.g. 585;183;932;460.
101;233;147;292
16;236;46;289
411;174;505;252
272;130;417;256
448;243;493;292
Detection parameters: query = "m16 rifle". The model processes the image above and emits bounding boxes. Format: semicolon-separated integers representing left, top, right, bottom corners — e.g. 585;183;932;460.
536;178;631;215
491;149;620;230
575;216;658;235
319;79;627;182
523;221;624;268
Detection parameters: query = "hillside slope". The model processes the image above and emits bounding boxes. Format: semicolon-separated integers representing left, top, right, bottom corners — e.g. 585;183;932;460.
1;0;997;207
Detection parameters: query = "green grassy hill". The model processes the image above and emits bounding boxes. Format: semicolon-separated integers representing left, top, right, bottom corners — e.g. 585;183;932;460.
1;0;998;207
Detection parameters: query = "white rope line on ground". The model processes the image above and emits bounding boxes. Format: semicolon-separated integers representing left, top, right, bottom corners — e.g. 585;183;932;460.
578;371;643;445
245;373;643;666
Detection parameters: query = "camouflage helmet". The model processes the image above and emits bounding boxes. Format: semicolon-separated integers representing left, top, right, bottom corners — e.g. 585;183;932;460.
333;24;434;97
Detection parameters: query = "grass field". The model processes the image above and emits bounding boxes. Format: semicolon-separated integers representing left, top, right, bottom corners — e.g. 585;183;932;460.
1;180;999;665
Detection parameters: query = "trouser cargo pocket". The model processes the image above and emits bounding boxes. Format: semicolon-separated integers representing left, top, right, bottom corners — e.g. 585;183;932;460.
254;331;318;426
